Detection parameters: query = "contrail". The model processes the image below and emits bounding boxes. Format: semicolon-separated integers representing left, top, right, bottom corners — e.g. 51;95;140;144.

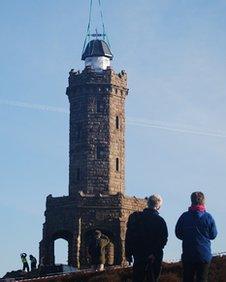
1;99;226;139
127;118;226;139
0;99;69;114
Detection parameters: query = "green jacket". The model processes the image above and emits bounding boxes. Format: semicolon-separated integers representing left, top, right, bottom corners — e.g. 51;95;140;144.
88;235;110;265
21;257;28;264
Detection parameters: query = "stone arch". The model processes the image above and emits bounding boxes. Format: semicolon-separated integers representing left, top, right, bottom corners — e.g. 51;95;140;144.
83;229;115;266
52;230;73;266
54;238;68;265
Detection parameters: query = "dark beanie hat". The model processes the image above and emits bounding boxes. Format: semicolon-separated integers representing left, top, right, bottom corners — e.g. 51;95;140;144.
191;191;205;205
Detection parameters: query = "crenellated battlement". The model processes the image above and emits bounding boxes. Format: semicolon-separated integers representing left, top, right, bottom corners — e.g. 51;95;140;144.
67;67;127;90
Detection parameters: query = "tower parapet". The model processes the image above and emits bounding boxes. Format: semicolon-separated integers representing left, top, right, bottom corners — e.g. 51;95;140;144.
67;67;127;89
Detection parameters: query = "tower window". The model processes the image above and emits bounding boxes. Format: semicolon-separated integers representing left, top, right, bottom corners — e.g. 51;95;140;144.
76;168;80;181
116;116;119;129
96;146;105;159
116;158;119;171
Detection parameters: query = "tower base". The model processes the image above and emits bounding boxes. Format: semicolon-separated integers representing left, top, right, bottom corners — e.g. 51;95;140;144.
39;193;147;268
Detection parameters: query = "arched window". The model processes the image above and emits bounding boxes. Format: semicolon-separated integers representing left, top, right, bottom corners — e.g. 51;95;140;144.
116;158;119;171
54;238;68;265
116;116;119;129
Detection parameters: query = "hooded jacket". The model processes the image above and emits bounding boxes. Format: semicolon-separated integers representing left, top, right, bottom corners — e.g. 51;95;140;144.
175;210;217;263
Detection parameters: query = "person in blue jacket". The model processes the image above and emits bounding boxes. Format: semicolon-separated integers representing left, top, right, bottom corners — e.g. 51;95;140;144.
175;191;217;282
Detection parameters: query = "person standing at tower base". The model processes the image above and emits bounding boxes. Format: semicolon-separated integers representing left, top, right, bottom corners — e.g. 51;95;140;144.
20;253;29;272
88;230;110;271
29;255;37;270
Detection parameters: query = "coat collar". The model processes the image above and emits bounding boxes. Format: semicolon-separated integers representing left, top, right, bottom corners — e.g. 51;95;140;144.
143;208;159;215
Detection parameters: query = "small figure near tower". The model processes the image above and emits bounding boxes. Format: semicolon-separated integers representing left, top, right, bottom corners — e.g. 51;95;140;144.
29;255;37;270
20;253;29;272
88;230;109;271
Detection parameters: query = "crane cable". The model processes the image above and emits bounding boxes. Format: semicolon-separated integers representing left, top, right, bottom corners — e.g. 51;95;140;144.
82;0;111;54
82;0;93;54
98;0;106;40
98;0;111;48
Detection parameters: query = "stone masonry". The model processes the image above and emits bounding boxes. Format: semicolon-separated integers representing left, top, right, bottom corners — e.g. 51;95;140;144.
39;66;147;268
67;67;127;195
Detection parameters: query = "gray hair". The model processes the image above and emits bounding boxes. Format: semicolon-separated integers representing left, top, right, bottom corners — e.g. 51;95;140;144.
148;194;163;210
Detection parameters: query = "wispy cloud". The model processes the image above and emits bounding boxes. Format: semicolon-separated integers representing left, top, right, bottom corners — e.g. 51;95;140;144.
0;99;69;114
1;99;226;139
127;117;226;139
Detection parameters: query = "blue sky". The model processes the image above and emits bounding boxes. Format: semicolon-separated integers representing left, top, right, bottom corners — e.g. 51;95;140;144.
1;0;226;276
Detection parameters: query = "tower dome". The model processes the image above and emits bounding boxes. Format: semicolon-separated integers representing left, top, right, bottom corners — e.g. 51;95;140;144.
82;39;113;71
82;39;113;60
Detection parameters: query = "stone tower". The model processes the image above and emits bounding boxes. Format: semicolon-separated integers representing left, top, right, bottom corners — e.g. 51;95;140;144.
68;40;126;196
39;39;146;268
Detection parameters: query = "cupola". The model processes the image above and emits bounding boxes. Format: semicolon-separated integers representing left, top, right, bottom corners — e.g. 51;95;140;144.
82;39;113;71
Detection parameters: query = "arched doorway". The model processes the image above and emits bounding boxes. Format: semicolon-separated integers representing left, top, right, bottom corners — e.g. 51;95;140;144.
54;238;68;265
52;230;73;266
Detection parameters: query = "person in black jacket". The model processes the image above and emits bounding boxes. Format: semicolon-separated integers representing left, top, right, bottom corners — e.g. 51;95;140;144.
29;255;37;270
125;194;168;282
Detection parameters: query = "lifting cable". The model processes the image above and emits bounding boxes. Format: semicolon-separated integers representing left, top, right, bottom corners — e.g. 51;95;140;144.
98;0;106;40
82;0;93;54
98;0;111;48
82;0;111;54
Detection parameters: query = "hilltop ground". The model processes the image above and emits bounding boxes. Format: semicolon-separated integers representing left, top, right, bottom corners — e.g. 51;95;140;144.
3;256;226;282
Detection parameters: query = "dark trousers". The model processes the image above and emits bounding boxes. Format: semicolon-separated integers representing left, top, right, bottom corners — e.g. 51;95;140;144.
31;262;36;270
183;261;210;282
23;262;30;272
133;259;162;282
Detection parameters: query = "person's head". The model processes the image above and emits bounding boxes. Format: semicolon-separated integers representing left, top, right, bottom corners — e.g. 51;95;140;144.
29;255;33;259
147;194;163;210
191;191;205;205
94;230;101;239
21;253;26;258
